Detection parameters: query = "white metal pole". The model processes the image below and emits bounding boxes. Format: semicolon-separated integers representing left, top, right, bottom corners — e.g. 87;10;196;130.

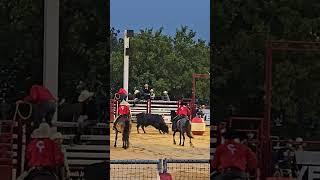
43;0;59;122
123;30;130;98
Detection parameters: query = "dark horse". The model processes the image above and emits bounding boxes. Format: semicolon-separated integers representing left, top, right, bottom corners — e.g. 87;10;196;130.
25;168;58;180
170;111;193;147
113;116;131;149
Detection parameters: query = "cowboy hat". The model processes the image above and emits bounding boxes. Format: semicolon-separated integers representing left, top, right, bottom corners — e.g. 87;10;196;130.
78;90;94;102
31;129;40;139
51;132;63;140
37;122;50;138
120;100;130;105
163;91;168;94
134;90;140;94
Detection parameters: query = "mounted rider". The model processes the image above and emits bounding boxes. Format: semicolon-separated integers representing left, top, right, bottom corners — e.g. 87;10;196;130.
114;100;131;127
211;129;258;180
25;123;64;180
22;84;57;128
173;102;191;122
117;88;128;101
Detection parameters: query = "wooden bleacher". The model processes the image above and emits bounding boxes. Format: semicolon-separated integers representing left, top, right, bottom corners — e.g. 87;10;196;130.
54;121;109;180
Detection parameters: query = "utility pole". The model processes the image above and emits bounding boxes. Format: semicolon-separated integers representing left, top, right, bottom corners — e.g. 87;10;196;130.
43;0;59;122
123;30;134;99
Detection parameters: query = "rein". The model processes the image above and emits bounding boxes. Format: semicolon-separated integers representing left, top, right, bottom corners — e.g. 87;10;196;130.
14;101;33;121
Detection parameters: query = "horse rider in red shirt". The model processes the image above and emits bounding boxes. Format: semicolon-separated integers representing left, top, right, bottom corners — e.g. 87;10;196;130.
212;129;258;180
114;100;131;127
173;102;191;122
117;88;128;101
26;123;64;179
20;84;57;128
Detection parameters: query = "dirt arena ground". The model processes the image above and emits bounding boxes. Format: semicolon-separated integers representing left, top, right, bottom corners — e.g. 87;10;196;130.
110;122;210;160
110;122;210;179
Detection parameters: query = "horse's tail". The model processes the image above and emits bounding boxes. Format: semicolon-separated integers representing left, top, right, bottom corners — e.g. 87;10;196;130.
186;120;193;138
123;119;130;137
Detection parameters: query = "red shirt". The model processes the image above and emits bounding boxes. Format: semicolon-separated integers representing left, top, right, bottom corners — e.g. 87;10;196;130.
176;106;191;116
118;104;130;115
118;88;127;95
212;140;258;171
26;138;64;168
24;85;56;104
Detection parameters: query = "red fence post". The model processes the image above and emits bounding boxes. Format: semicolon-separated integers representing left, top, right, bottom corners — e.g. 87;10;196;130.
147;99;151;114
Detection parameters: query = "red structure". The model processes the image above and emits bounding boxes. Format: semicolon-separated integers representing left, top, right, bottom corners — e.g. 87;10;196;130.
191;73;210;118
262;41;320;178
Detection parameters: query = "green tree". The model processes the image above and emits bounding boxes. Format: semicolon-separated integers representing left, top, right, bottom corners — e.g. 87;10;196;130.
110;26;210;102
214;0;320;137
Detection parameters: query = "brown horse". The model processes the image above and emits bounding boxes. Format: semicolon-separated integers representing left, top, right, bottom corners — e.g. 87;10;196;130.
113;116;131;149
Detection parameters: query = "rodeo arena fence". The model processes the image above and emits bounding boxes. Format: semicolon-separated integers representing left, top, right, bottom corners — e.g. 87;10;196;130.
0;100;210;180
110;159;210;180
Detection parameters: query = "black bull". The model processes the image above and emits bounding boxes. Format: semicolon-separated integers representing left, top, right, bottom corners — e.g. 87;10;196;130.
136;113;169;134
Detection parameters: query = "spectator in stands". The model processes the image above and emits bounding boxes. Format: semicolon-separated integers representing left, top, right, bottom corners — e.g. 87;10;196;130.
73;90;98;144
142;84;151;99
150;89;155;100
196;105;205;118
26;123;64;179
161;91;170;101
211;129;258;180
20;84;57;128
117;88;128;101
51;131;71;180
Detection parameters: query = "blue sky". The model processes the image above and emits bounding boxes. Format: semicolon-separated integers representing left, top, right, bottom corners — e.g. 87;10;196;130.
110;0;210;42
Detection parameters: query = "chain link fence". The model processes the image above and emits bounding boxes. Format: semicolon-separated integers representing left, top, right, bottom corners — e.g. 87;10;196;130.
110;159;210;180
68;159;210;180
163;159;210;180
110;160;162;180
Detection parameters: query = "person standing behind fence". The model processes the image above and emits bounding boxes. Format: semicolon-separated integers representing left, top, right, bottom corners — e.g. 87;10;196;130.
212;129;258;180
150;89;155;100
21;84;57;128
161;91;170;101
142;84;151;99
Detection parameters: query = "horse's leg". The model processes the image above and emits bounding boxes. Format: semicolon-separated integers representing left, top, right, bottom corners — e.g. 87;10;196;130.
127;135;130;148
159;129;162;134
137;124;140;134
142;126;146;133
122;133;125;148
190;135;193;147
179;131;182;145
114;131;118;147
182;131;185;146
173;131;177;144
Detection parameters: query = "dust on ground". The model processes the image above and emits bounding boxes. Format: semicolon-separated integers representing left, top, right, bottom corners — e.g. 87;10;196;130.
110;122;210;160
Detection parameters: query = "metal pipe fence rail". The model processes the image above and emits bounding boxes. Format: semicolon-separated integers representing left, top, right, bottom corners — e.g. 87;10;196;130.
163;159;210;180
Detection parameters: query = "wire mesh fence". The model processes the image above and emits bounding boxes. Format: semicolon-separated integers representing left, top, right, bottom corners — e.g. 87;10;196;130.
163;159;210;180
110;160;162;180
68;159;210;180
